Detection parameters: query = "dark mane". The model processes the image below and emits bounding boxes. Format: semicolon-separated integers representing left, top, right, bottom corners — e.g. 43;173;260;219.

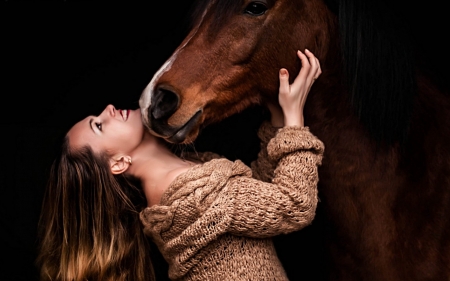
336;0;417;145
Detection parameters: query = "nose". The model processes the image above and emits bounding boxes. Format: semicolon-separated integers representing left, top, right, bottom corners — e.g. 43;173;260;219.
107;104;116;115
100;104;116;117
150;86;179;120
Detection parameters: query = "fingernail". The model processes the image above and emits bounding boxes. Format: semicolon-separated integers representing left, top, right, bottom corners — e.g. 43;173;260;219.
279;69;287;76
305;48;310;53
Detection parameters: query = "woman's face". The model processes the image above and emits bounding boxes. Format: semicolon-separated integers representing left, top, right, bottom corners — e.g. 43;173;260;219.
67;104;145;156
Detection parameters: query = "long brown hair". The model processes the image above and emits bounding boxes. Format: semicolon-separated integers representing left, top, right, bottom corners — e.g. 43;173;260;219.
36;136;155;281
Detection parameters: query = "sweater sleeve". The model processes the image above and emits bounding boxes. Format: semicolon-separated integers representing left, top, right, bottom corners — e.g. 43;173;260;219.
225;125;324;237
250;121;279;182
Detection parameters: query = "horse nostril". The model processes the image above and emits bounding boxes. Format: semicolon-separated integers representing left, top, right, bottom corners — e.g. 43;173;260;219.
151;86;179;120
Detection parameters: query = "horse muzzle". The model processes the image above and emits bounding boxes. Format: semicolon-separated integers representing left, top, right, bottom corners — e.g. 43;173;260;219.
142;85;202;144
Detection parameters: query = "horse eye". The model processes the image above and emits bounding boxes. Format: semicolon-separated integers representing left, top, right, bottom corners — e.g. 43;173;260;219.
244;2;267;16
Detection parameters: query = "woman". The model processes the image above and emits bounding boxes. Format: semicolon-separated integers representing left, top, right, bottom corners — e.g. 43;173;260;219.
36;49;323;281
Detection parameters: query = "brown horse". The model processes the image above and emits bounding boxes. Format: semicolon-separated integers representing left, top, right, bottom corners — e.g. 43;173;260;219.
139;0;450;280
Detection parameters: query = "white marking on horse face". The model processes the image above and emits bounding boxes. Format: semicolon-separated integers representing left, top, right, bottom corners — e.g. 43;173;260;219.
139;1;215;128
139;58;174;127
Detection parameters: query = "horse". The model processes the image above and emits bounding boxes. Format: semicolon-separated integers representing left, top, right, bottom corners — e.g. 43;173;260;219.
139;0;450;280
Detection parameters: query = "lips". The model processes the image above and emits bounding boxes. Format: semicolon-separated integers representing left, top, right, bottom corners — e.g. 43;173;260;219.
119;109;130;121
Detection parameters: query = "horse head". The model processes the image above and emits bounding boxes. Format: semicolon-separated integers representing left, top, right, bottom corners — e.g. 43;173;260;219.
139;0;336;143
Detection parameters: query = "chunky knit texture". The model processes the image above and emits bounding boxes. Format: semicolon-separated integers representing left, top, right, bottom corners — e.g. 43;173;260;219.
140;121;324;281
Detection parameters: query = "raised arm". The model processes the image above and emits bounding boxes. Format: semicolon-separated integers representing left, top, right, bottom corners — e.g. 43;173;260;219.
251;49;322;182
224;50;324;237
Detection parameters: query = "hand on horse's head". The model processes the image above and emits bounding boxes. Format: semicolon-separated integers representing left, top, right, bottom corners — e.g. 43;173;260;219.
268;49;321;128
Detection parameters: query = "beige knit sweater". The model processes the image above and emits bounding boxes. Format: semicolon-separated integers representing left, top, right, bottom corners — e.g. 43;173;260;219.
140;121;324;281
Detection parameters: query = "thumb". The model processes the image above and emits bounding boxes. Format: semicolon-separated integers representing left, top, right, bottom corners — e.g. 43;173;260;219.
279;68;290;97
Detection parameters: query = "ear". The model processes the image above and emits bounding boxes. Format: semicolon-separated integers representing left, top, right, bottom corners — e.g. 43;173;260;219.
110;156;132;175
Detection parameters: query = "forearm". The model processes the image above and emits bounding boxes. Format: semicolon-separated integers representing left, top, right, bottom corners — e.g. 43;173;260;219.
229;126;324;238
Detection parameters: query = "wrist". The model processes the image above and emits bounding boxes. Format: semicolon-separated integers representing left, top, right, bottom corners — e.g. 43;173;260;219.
283;113;304;127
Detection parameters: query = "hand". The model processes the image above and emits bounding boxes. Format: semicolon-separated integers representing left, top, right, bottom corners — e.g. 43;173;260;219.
278;49;321;127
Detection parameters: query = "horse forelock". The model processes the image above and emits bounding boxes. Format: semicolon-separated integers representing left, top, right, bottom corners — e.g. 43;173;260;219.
190;0;246;37
191;0;276;36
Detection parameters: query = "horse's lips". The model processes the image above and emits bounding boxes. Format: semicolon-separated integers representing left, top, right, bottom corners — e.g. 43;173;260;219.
167;111;202;143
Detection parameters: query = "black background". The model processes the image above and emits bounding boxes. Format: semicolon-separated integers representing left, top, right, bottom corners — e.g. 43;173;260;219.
2;1;449;281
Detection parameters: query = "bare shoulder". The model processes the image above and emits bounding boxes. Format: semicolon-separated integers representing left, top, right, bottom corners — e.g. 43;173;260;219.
165;163;195;187
146;161;197;207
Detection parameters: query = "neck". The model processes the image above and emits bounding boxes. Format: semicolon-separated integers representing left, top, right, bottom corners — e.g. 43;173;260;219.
126;132;195;206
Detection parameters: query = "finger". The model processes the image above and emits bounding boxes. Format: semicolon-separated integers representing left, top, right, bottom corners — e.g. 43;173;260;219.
292;50;311;86
279;68;290;96
306;51;322;82
305;49;319;81
314;56;322;79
